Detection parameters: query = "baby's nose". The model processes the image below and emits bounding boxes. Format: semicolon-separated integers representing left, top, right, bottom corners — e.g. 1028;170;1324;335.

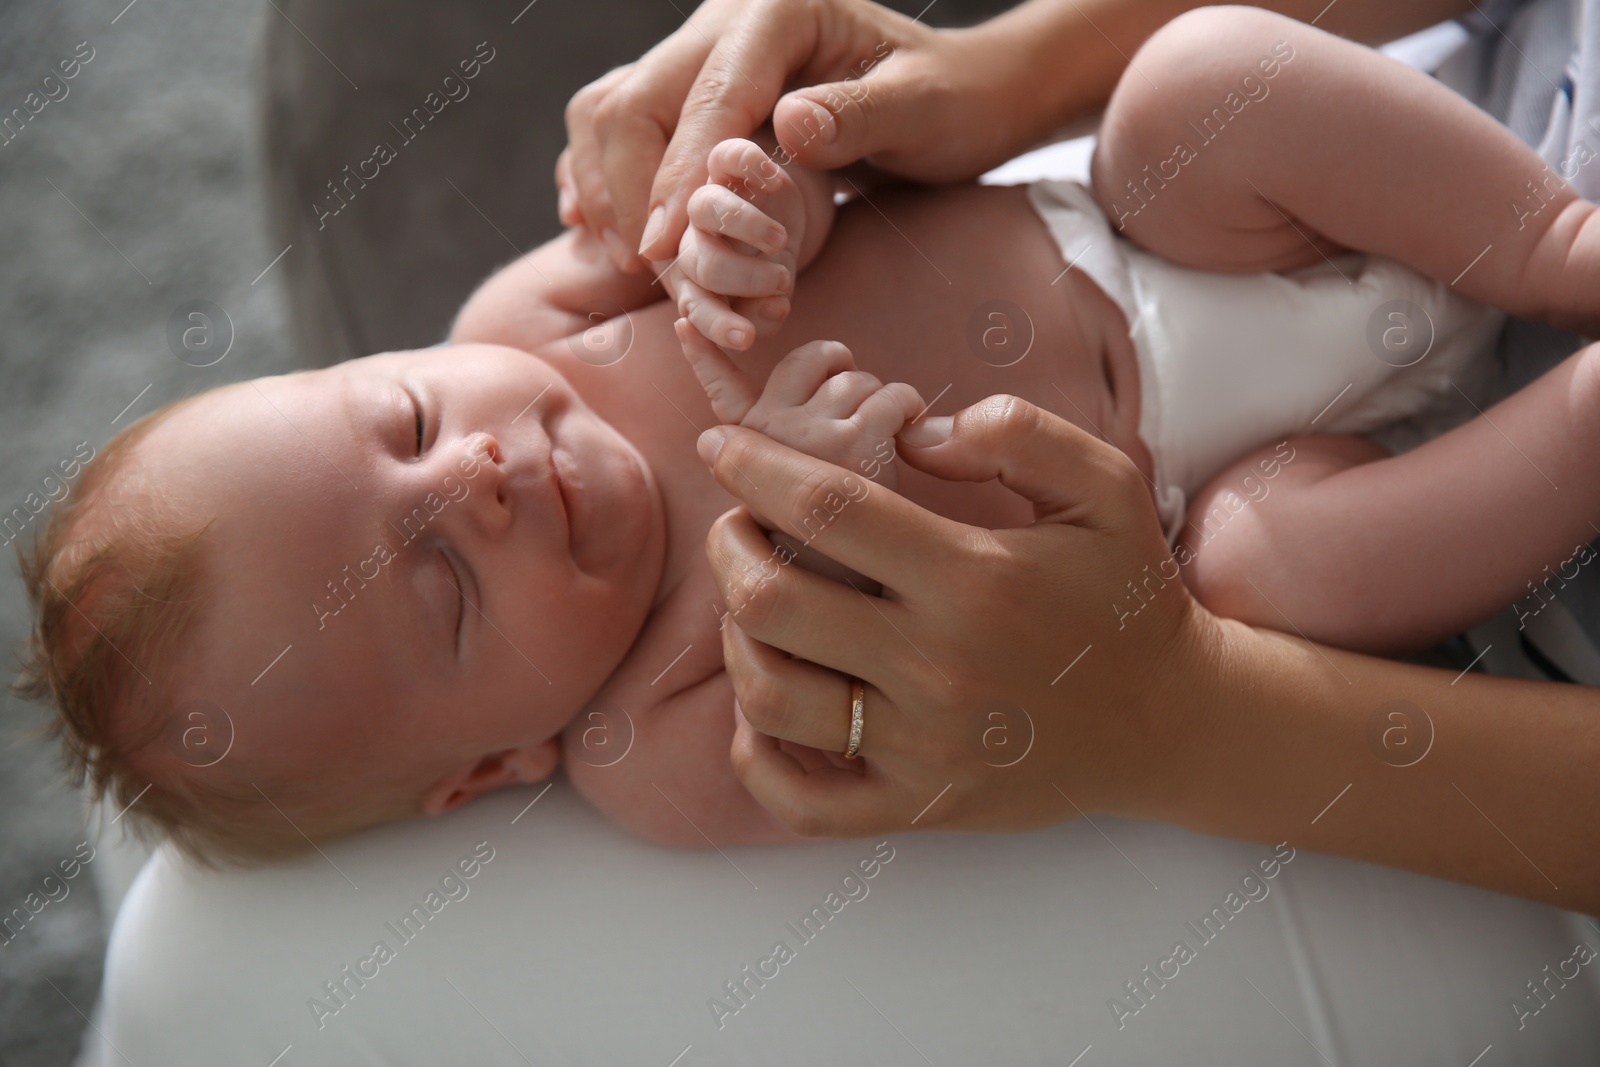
459;431;512;535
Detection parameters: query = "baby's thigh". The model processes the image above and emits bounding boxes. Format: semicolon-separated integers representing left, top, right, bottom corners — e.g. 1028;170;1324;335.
1177;433;1388;610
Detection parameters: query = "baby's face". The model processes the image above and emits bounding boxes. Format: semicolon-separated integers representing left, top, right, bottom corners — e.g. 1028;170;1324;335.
141;344;666;806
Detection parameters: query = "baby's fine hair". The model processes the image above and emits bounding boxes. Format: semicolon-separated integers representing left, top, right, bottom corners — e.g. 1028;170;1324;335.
12;389;409;868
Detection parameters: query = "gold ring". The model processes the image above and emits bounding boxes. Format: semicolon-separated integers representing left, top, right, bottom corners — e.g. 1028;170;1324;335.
844;678;865;759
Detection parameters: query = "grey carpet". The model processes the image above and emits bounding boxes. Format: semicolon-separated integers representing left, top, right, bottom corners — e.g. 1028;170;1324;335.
0;1;295;1062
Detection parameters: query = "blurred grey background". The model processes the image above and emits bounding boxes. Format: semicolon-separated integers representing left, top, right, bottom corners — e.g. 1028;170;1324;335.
0;1;1014;1062
0;1;296;1063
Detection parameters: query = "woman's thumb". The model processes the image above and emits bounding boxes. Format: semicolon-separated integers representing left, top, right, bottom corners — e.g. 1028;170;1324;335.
772;74;914;170
898;395;1152;529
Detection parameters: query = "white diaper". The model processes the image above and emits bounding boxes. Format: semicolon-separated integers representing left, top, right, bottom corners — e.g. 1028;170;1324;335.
1025;179;1506;543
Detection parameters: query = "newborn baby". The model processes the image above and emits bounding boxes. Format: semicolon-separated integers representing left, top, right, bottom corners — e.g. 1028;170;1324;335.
19;7;1600;865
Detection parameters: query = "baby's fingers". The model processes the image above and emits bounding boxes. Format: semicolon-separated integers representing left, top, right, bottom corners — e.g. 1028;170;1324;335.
688;184;786;256
674;317;760;424
679;226;794;300
750;340;858;417
856;381;928;440
675;272;757;351
731;295;791;338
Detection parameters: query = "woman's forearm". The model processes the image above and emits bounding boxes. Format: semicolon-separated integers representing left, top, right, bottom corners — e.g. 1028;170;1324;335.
1138;609;1600;912
960;0;1477;155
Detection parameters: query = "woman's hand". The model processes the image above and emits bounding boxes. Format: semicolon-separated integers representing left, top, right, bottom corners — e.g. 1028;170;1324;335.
699;396;1600;911
698;393;1215;835
558;0;1048;271
559;0;1489;272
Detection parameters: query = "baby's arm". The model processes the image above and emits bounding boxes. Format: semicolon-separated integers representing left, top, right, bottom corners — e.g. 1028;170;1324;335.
1091;5;1600;337
1178;342;1600;654
450;224;667;350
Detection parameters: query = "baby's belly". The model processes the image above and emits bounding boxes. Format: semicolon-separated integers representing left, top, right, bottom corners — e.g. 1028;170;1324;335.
745;182;1149;528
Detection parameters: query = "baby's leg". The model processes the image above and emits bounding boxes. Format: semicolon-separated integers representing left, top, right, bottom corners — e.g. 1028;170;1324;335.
1177;343;1600;654
1092;5;1600;337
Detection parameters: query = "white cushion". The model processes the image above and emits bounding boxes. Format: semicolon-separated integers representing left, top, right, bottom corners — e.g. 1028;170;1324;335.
80;778;1599;1065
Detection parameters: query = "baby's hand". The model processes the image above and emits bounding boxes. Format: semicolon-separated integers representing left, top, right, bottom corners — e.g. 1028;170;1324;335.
677;330;927;594
679;331;925;491
667;138;808;351
736;340;924;495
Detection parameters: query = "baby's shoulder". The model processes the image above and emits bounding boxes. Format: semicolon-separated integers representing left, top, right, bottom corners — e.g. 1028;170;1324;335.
449;253;583;353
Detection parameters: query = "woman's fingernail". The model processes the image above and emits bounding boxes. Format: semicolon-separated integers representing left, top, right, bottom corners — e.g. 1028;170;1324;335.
638;206;666;255
806;99;838;145
697;426;727;465
601;227;632;268
900;415;952;447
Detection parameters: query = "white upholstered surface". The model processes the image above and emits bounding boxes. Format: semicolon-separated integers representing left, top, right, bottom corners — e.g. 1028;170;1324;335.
81;779;1600;1065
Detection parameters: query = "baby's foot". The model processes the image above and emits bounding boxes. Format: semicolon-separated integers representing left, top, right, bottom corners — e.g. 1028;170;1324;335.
671;138;810;350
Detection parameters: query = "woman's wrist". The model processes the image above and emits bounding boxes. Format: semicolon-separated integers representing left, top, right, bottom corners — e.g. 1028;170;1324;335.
1090;597;1242;823
1120;608;1600;912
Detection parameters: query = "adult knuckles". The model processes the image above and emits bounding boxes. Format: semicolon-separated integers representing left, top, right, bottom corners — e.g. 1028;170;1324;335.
716;431;841;513
565;80;603;126
723;542;797;636
783;803;834;839
682;68;746;124
979;392;1043;440
786;463;854;537
728;664;795;737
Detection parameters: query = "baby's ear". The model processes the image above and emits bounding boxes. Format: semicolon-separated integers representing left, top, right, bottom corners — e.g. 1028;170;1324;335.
420;738;560;815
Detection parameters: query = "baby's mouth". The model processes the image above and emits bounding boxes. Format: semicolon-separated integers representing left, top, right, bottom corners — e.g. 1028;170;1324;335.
547;414;578;552
551;450;575;543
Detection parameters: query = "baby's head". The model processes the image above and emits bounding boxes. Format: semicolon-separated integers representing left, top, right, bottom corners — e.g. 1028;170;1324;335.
15;344;665;866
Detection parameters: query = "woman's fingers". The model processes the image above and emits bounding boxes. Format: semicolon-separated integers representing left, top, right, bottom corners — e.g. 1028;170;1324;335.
767;18;1018;182
638;0;823;260
595;109;672;271
554;149;584;227
700;423;967;594
565;0;1035;267
770;64;942;174
563;64;638;259
898;394;1155;530
566;8;738;266
731;704;899;837
707;503;915;680
721;619;887;752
